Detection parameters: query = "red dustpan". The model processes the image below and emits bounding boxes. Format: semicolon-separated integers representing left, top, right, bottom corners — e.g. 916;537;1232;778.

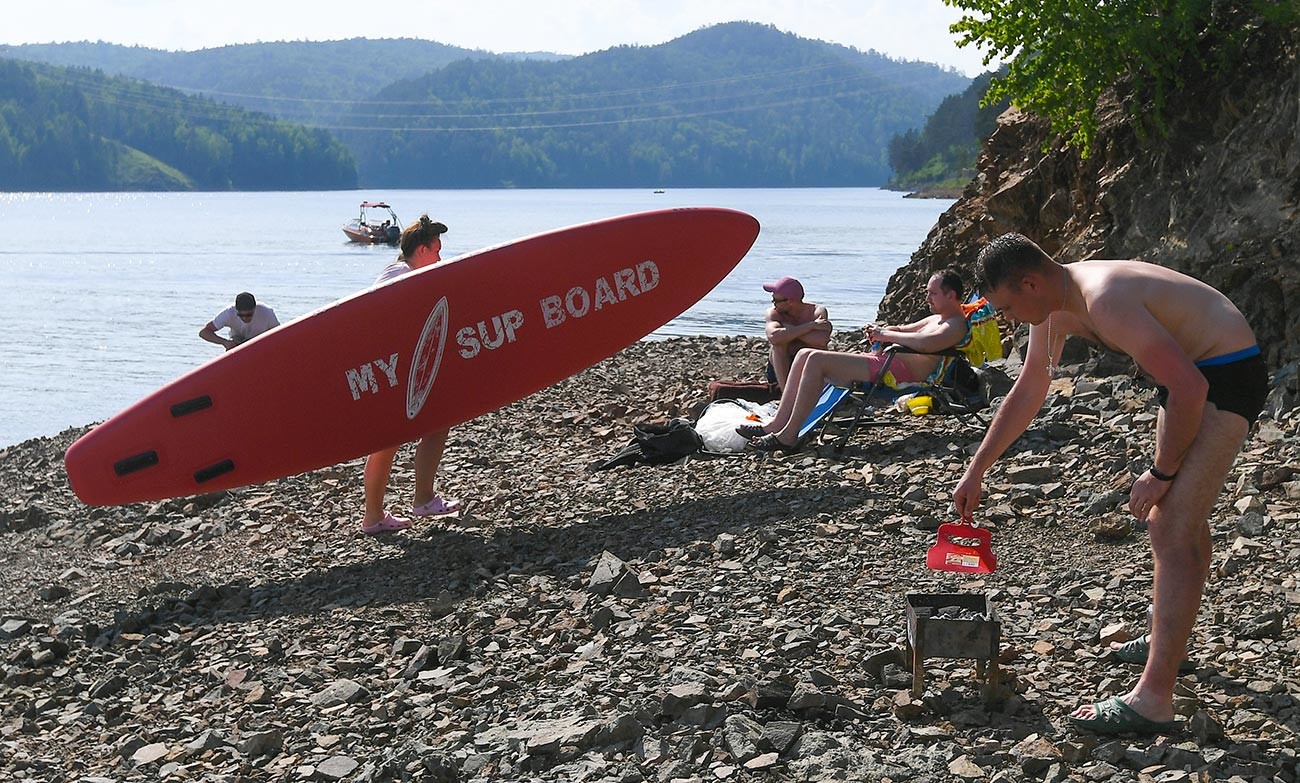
926;518;997;574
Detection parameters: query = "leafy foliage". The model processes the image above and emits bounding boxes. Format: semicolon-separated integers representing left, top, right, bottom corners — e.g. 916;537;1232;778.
944;0;1300;156
888;70;1009;191
0;58;357;191
340;23;970;188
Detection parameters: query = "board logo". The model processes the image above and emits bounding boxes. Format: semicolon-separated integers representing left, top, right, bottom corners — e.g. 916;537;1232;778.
406;297;449;420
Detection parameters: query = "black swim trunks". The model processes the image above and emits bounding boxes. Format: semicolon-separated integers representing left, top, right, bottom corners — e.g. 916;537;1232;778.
1155;346;1269;424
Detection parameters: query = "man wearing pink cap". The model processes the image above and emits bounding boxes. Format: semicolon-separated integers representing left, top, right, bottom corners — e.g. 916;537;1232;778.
763;276;832;390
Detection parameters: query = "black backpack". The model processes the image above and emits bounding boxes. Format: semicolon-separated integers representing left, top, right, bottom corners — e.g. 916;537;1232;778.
592;418;703;471
932;356;990;415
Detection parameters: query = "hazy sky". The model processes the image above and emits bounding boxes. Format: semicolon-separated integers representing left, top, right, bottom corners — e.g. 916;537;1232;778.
5;0;998;76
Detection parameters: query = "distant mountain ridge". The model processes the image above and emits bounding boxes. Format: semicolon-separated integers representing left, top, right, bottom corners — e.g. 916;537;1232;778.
0;38;565;124
346;23;970;187
0;58;356;191
1;24;970;189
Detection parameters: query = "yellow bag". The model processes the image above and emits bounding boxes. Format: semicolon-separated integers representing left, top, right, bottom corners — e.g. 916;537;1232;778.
960;297;1003;367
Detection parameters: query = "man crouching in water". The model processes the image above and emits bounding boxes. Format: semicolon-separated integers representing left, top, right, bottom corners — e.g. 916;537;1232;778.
953;233;1268;735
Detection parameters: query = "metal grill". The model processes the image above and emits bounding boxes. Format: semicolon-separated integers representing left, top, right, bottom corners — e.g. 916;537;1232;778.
905;592;1001;700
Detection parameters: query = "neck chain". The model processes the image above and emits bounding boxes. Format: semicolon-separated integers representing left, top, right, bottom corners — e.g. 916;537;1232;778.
1046;265;1069;377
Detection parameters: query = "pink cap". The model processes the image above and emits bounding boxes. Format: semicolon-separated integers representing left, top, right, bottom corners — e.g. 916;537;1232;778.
762;276;804;301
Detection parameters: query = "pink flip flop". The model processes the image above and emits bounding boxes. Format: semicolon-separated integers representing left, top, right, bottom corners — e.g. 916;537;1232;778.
412;495;461;517
361;512;412;535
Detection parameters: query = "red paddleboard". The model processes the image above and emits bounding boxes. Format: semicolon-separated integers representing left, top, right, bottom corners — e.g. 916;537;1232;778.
65;208;760;505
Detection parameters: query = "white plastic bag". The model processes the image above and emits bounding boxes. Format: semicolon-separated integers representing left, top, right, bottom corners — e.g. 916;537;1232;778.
694;399;777;453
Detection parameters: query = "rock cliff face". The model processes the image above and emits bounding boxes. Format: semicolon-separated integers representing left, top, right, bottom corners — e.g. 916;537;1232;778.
880;27;1299;371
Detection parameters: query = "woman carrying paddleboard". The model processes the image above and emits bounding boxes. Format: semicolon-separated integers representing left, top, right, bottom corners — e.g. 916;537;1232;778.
361;214;462;534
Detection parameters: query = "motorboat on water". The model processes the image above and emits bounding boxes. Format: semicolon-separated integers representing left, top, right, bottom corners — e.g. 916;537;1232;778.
343;202;401;244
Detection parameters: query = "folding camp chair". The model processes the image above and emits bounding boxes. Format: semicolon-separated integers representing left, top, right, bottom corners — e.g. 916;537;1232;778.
801;295;1003;453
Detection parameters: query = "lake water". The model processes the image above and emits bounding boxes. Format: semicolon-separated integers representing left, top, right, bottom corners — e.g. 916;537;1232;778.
0;188;951;447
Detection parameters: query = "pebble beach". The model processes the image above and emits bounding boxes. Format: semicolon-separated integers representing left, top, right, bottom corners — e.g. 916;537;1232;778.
2;335;1298;782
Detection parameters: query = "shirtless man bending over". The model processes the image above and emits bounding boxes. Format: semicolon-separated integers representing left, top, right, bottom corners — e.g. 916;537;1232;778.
764;276;832;389
953;233;1268;735
743;269;970;452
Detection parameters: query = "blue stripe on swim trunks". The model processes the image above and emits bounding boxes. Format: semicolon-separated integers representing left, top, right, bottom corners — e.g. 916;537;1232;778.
1195;345;1261;368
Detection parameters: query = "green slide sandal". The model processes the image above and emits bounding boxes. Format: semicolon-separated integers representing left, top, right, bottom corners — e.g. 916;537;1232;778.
1067;696;1178;736
1111;635;1196;673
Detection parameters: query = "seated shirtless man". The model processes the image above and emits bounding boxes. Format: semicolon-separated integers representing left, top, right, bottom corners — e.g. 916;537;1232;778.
953;233;1268;735
763;277;832;389
743;268;970;451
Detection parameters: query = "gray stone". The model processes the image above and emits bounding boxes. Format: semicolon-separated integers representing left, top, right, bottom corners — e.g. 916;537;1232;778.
1084;489;1125;516
1235;511;1267;537
1042;762;1071;783
311;678;370;708
1122;742;1166;768
89;674;128;700
949;755;985;780
314;755;359;780
461;752;497;775
677;702;725;727
184;729;227;752
131;742;168;765
237;728;282;758
391;637;422;657
1162;745;1206;770
588;550;643;597
721;714;764;762
881;663;912;690
38;584;71;601
1004;464;1056;483
1243;612;1284;639
525;716;601;755
661;682;709;715
588;550;626;596
761;721;802;755
437;635;467;663
0;618;32;639
786;681;827;711
744;752;780;770
908;726;952;743
1189;710;1226;744
599;712;643;745
1011;734;1062;775
862;647;905;682
116;736;147;760
401;644;436;679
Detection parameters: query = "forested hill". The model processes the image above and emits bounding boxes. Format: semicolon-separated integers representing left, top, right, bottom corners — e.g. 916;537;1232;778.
0;58;356;191
2;24;969;189
0;39;522;124
886;69;1010;194
343;23;970;188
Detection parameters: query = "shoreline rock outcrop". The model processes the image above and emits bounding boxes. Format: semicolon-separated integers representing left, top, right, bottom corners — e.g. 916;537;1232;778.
879;26;1300;373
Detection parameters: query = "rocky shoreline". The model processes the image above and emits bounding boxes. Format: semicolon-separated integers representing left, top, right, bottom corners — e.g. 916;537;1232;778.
2;335;1298;783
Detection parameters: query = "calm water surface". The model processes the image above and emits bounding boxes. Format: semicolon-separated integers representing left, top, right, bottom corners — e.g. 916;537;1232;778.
0;188;950;446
